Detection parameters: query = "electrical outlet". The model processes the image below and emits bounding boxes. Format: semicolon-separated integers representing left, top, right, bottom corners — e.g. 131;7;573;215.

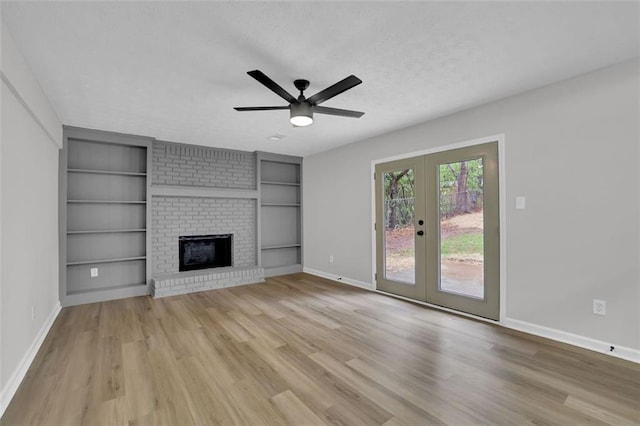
90;267;99;278
593;299;606;316
329;255;334;264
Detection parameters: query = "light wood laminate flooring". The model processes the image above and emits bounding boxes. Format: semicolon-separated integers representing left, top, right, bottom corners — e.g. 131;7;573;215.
2;273;639;425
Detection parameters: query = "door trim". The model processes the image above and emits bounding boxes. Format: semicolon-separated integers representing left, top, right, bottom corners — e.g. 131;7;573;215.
370;134;507;322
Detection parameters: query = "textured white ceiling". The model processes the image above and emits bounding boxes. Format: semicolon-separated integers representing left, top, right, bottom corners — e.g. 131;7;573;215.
2;1;638;156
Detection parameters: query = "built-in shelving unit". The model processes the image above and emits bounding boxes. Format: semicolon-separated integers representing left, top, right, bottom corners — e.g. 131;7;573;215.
258;153;303;277
60;127;152;306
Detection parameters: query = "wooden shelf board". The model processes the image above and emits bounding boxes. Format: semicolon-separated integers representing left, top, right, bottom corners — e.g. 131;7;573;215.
67;168;147;177
67;256;146;266
67;229;146;234
263;264;304;277
261;181;300;187
67;200;147;204
67;282;147;296
261;244;301;250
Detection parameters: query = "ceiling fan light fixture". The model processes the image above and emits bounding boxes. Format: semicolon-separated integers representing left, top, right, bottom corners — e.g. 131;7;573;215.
235;70;363;126
290;102;313;127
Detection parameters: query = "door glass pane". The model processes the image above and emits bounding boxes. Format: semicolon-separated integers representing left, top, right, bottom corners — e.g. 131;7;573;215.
383;169;415;285
438;158;484;298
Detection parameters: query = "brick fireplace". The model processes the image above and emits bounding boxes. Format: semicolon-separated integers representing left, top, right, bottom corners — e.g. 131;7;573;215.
149;141;264;297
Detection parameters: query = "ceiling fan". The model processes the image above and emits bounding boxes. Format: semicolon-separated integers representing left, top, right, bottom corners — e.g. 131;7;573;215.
234;70;364;127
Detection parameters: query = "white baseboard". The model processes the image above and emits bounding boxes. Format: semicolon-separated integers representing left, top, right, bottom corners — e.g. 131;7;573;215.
302;267;373;290
0;302;61;417
503;318;640;364
302;268;639;365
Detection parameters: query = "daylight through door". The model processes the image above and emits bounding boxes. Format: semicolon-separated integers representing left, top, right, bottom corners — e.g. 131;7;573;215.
376;142;500;320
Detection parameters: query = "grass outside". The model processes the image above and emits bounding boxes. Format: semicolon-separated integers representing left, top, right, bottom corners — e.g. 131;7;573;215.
386;233;482;258
385;232;483;272
384;212;485;272
441;233;483;256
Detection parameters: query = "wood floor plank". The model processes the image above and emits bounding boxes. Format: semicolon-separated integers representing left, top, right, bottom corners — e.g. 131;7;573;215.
271;389;327;426
226;310;286;348
345;356;491;425
3;273;639;425
205;307;252;343
241;293;287;319
563;395;637;425
308;351;444;425
275;344;395;425
246;338;335;412
93;335;125;402
121;339;157;422
278;298;343;330
225;379;288;425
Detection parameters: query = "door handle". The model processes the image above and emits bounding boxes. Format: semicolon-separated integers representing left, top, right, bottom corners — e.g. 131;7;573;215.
417;230;424;236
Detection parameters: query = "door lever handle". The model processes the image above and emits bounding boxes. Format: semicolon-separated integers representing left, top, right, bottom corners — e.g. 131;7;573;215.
417;230;424;236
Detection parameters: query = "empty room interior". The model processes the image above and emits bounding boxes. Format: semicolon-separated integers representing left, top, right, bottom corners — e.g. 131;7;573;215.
1;1;639;425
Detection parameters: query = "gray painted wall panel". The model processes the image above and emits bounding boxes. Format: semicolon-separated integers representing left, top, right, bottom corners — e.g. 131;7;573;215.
66;232;145;263
261;184;300;205
67;204;146;232
67;173;146;201
261;207;300;247
261;161;299;183
262;247;300;268
67;260;145;294
68;139;146;173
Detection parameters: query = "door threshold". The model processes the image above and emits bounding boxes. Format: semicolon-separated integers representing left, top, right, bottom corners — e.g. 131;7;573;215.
375;289;500;325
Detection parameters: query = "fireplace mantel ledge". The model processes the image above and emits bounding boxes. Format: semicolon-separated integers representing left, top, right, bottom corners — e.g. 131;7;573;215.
150;184;258;199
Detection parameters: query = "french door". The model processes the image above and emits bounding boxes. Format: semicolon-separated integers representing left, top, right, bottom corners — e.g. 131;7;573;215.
375;142;500;320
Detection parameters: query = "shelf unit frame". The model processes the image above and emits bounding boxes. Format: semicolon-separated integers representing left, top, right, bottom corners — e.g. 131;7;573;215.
256;152;303;277
59;126;153;306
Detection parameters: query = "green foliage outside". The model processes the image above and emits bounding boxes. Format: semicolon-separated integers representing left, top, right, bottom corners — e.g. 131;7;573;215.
438;159;483;191
439;159;484;218
440;233;483;256
383;169;415;199
384;169;415;229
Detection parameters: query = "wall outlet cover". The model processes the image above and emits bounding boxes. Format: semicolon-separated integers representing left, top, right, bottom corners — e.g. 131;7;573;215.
593;299;606;316
90;267;99;278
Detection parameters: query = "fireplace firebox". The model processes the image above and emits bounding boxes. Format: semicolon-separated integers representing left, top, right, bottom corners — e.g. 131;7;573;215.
179;234;232;272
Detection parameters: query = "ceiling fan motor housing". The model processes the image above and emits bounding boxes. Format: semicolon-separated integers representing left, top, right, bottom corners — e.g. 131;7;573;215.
290;102;313;126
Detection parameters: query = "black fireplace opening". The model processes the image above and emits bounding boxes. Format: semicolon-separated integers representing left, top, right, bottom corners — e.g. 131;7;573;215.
179;234;232;272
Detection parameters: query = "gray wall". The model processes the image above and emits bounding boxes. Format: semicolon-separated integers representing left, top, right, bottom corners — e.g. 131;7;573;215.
303;59;639;350
1;22;62;408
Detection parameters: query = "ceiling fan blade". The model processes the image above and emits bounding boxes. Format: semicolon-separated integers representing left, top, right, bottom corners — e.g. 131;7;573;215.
234;106;290;111
306;75;362;106
247;70;297;104
313;106;364;118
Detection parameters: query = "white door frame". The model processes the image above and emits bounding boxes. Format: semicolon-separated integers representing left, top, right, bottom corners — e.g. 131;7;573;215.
370;134;507;323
